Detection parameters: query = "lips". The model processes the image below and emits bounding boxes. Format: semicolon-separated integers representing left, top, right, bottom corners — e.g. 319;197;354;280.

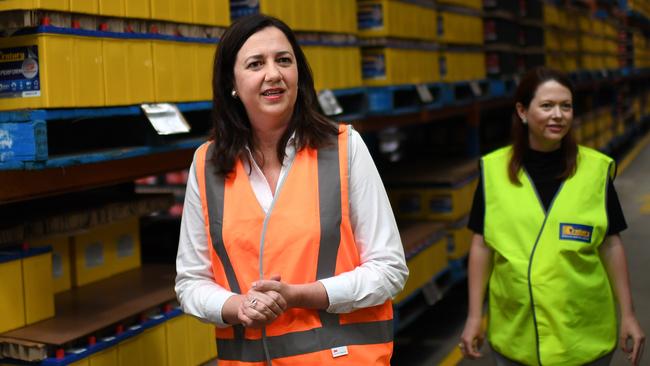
547;124;565;132
261;88;285;96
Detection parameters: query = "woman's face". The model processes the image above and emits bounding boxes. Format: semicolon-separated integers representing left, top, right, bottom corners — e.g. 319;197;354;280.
517;80;573;152
233;26;298;131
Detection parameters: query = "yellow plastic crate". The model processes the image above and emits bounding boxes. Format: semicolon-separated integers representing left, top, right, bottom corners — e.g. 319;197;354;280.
110;218;142;275
394;222;448;304
70;228;116;287
125;0;150;19
358;0;436;41
390;177;478;222
0;0;68;11
88;348;117;366
0;253;25;333
304;45;362;91
437;11;483;45
439;50;485;82
165;315;192;366
117;335;142;366
70;0;98;14
187;315;218;364
193;0;230;26
0;33;75;110
103;38;156;106
98;0;124;17
448;219;472;260
141;325;168;366
22;250;55;324
151;0;192;24
258;0;355;33
437;0;481;10
30;234;72;294
362;47;439;86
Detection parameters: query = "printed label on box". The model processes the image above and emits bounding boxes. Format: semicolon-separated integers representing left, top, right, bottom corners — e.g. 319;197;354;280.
362;53;386;79
117;235;134;258
0;46;41;99
358;4;383;30
85;242;104;268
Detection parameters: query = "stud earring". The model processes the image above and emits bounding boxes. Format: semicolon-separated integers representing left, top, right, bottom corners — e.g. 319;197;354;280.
231;89;238;98
522;118;528;125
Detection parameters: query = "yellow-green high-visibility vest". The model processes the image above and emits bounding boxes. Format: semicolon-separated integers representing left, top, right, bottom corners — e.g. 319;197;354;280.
482;145;617;366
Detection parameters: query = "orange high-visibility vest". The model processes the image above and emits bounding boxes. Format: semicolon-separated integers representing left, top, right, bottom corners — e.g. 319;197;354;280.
195;124;394;365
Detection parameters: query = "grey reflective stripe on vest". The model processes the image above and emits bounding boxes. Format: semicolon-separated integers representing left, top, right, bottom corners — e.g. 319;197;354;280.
218;319;394;362
316;140;342;328
203;143;245;340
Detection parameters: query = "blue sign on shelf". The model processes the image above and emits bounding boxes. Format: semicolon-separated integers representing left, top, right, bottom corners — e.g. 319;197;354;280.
0;45;41;99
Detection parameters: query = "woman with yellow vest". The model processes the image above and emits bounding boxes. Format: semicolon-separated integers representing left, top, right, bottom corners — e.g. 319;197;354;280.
174;14;408;365
459;67;645;365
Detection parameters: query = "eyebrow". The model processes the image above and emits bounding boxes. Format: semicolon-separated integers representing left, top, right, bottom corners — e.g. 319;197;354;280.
244;50;293;63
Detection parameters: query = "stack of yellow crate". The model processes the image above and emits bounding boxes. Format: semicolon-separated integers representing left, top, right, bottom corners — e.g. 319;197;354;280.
0;0;227;111
394;222;448;304
576;15;619;71
358;0;439;86
237;0;361;91
387;159;478;265
29;217;142;290
633;31;650;69
0;247;54;333
436;0;485;82
543;4;579;73
625;0;650;19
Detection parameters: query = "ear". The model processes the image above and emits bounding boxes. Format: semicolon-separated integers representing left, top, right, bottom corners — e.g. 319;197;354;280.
515;102;527;121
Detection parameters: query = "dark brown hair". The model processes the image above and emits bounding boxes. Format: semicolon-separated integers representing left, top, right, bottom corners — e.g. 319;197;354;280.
509;67;578;185
209;14;338;176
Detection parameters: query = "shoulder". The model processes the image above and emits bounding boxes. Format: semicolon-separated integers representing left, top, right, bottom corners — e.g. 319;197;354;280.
481;145;512;163
577;145;613;164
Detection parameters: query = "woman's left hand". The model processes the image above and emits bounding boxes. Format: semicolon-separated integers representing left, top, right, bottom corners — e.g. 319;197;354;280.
620;314;645;366
251;275;297;308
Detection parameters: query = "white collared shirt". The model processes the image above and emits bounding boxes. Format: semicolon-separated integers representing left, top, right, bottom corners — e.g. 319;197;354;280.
175;127;408;326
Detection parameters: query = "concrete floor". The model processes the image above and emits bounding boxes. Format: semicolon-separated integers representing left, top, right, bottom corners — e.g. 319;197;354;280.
394;136;650;366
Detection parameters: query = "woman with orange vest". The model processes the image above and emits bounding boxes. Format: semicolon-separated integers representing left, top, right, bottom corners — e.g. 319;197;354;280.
459;67;645;365
174;14;408;365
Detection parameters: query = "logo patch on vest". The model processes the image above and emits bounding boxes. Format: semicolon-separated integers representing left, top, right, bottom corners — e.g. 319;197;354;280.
559;223;593;243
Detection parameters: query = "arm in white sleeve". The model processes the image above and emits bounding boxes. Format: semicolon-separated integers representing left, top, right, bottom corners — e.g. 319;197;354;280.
319;127;409;313
175;157;236;327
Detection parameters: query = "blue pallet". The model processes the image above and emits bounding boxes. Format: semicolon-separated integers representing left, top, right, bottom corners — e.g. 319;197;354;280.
0;138;203;171
367;85;422;116
0;102;212;123
366;83;447;116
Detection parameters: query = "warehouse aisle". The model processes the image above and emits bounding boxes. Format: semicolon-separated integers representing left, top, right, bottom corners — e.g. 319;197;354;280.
394;134;650;366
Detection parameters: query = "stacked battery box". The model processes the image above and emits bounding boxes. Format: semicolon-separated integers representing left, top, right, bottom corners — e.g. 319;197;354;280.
576;14;619;71
484;0;543;77
543;4;581;73
231;0;362;91
573;107;615;150
358;0;440;85
0;0;228;111
437;0;485;82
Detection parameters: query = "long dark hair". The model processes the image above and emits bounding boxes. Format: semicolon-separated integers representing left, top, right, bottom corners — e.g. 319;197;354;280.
508;67;578;185
209;14;338;176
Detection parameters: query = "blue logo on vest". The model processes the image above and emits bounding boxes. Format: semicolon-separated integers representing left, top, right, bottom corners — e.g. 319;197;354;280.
559;223;593;243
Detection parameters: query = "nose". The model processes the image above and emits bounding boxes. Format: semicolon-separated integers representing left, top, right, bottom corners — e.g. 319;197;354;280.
551;105;562;118
264;62;282;83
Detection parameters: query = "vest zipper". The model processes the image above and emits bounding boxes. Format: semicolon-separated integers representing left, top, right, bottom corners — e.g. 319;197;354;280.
523;169;565;366
257;158;296;366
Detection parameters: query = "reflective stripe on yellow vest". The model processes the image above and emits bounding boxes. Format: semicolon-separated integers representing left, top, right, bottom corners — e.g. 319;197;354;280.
483;145;617;366
195;124;393;365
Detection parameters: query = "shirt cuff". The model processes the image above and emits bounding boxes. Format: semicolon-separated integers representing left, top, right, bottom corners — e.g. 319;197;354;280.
203;290;237;328
318;276;354;313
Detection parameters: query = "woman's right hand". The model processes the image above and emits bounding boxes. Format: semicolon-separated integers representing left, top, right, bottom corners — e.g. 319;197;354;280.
460;316;485;359
237;289;288;328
